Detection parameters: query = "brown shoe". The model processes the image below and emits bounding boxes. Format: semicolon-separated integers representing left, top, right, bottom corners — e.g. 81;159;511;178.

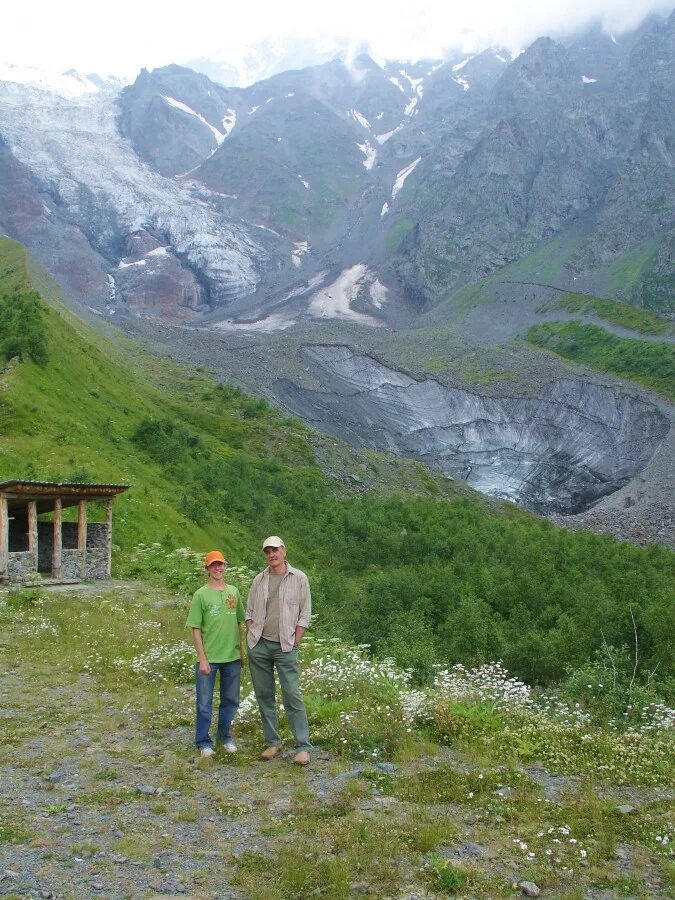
260;745;282;761
293;751;310;766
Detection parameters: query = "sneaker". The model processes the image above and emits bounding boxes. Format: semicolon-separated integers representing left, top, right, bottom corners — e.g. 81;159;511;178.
222;739;237;754
260;745;282;761
200;746;215;758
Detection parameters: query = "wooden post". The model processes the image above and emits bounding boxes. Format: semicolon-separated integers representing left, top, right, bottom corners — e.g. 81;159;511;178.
0;496;8;580
105;498;113;577
28;501;38;572
52;498;62;578
77;500;87;578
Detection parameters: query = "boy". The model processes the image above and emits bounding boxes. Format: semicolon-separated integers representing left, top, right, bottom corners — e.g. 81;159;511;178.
186;550;245;757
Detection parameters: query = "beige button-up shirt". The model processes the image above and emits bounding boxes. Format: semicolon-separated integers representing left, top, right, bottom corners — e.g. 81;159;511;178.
245;563;311;652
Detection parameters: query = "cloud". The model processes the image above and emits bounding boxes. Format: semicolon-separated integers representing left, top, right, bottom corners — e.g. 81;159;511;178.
3;0;672;81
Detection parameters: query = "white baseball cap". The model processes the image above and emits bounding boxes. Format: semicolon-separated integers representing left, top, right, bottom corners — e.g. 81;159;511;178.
262;535;285;549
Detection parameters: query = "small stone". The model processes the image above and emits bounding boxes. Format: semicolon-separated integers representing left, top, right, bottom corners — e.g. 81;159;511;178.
464;842;484;858
518;881;540;897
39;891;53;899
136;784;158;795
494;786;513;799
349;883;371;895
614;847;630;861
615;804;636;814
91;883;105;891
3;869;20;880
46;770;66;783
375;762;397;774
112;854;128;864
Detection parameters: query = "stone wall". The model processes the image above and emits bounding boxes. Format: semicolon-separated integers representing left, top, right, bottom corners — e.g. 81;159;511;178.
7;551;34;579
87;524;106;549
35;522;109;579
60;550;83;580
86;549;108;579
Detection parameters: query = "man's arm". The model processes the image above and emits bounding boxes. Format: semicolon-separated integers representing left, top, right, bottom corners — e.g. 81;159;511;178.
295;574;311;645
191;628;211;675
244;575;259;634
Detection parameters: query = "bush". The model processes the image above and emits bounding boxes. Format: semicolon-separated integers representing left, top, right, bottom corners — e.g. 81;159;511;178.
0;287;48;365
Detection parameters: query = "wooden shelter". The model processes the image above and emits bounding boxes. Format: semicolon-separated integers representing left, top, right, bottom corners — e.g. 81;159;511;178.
0;481;128;585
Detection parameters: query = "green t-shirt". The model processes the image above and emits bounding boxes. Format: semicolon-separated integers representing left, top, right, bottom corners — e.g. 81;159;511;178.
186;585;245;663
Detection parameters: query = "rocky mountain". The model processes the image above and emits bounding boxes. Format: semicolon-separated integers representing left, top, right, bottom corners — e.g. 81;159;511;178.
0;13;673;535
1;13;673;323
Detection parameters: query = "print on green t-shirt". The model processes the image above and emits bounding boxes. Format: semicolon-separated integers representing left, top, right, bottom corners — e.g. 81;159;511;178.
186;585;245;663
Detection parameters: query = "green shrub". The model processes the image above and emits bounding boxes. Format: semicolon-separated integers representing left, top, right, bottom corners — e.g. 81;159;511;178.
0;287;48;365
526;321;674;397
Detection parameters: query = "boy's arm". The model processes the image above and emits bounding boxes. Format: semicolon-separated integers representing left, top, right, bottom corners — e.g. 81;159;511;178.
191;628;211;675
238;622;245;667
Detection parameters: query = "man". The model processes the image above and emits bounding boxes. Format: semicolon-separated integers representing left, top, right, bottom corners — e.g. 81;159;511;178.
245;536;312;765
186;550;245;758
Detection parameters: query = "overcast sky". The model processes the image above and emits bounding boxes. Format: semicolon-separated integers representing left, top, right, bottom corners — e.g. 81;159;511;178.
3;0;672;83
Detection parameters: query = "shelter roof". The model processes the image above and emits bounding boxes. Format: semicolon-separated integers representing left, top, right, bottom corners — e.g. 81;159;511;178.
0;481;128;513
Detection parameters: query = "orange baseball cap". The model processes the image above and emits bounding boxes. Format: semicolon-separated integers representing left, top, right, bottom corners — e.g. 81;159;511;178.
204;550;226;566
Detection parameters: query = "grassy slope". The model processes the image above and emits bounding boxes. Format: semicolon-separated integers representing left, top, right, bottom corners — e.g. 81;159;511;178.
0;238;460;558
554;292;672;336
526;321;675;399
2;238;674;689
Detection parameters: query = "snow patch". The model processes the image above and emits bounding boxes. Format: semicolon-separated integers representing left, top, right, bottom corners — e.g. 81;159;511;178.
452;56;474;72
369;279;388;308
357;141;377;170
298;174;310;189
376;112;384;120
392;157;421;199
308;264;382;325
146;246;170;258
495;53;509;63
389;76;405;93
279;271;328;303
248;105;260;114
581;75;597;84
163;96;225;145
349;109;371;130
404;96;418;116
400;69;424;90
380;202;389;217
117;258;146;269
453;76;470;91
222;109;236;136
214;313;296;332
292;240;310;267
376;124;403;144
252;223;281;236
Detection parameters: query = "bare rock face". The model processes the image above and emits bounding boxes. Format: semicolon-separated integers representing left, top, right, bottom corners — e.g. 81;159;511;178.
278;345;669;515
112;234;203;321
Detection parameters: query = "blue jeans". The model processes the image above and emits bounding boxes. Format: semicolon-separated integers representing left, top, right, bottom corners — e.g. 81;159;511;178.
194;660;241;749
